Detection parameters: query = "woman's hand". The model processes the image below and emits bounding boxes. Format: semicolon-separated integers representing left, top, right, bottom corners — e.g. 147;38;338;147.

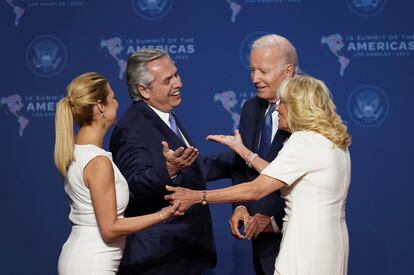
206;130;245;154
165;185;200;212
159;199;184;222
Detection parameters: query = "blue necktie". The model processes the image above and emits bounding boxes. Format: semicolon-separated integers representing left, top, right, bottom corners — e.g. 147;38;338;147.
169;113;185;143
258;103;276;159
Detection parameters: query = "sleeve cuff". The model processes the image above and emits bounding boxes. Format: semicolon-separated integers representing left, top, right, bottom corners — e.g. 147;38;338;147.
270;216;281;234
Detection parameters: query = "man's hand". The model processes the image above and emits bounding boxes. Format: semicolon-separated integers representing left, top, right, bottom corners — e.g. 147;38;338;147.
244;213;274;240
162;141;199;177
228;207;250;240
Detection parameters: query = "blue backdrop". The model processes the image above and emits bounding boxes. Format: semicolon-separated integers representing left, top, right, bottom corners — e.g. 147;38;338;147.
1;0;413;274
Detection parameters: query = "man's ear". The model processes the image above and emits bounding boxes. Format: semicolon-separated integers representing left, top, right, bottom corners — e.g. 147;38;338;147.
137;84;150;100
285;64;295;77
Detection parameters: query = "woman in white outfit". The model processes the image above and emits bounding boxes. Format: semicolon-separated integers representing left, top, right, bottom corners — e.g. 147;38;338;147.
54;72;183;275
166;75;352;275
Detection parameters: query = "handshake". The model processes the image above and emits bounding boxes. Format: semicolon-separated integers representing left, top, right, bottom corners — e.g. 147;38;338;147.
164;183;274;240
161;131;274;239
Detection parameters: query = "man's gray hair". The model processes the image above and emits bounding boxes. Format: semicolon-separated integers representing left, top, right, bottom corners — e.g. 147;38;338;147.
252;34;298;72
126;48;171;101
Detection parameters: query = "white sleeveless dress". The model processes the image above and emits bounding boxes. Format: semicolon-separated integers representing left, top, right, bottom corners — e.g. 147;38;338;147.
58;144;129;275
261;131;351;275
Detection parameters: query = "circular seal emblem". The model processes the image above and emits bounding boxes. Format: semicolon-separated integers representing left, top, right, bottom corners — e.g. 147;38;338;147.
131;0;173;20
25;35;67;78
347;85;389;127
347;0;386;17
239;31;269;70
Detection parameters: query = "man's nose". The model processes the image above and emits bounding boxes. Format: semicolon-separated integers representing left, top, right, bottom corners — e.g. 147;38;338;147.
251;71;261;83
174;75;183;88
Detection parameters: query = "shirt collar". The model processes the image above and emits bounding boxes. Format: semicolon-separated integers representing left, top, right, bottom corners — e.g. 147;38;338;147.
147;104;170;127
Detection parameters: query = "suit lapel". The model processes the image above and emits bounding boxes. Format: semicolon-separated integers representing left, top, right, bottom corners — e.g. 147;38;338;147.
136;102;206;181
137;102;186;150
174;114;206;182
169;112;189;148
247;98;290;162
252;99;268;154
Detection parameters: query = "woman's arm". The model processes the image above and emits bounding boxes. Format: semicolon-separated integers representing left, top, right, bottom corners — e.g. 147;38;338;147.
165;174;286;212
206;130;269;172
85;156;181;242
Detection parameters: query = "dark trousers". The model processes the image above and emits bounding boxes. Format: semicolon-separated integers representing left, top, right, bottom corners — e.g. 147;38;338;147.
253;252;277;275
117;252;212;275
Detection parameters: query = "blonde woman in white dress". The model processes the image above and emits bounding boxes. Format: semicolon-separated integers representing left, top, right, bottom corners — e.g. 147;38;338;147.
54;72;183;275
166;75;352;275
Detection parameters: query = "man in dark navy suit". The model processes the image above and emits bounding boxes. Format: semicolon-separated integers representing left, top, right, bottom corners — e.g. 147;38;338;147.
228;34;297;275
110;48;230;275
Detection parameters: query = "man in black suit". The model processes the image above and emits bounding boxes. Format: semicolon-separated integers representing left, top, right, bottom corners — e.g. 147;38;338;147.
110;48;230;274
228;34;297;275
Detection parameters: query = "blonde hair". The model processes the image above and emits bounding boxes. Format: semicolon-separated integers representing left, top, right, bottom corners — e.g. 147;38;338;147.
54;72;108;177
279;75;351;150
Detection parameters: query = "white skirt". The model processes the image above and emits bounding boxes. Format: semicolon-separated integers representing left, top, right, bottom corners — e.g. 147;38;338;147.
58;225;126;275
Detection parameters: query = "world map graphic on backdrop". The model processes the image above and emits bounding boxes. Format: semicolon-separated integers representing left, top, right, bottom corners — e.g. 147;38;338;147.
5;0;24;26
321;33;414;76
2;1;413;274
100;37;127;80
225;0;303;23
214;90;256;130
1;93;62;137
321;34;351;77
226;0;242;23
1;94;29;136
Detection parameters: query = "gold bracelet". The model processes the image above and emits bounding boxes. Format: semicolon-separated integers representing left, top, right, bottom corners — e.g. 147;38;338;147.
246;152;258;168
159;211;166;223
201;190;207;206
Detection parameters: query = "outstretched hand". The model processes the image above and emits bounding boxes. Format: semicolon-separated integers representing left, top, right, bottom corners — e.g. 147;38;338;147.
162;141;199;177
165;185;199;212
206;130;244;153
